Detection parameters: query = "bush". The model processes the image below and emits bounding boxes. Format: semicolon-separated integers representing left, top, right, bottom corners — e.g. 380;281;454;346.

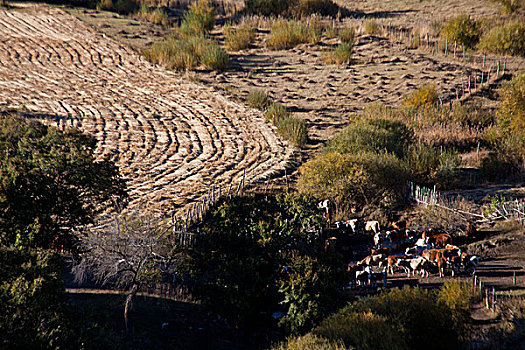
135;4;170;26
434;148;460;189
247;90;271;110
273;334;345;350
264;102;290;124
339;27;356;44
364;19;380;35
224;24;256;51
437;281;478;337
244;0;290;16
267;19;320;49
497;73;525;137
315;311;406;350
404;143;441;177
323;42;354;65
244;0;339;17
179;0;215;36
97;0;138;14
325;118;413;158
297;151;409;212
479;21;525;57
145;35;229;71
277;116;308;147
441;14;480;49
403;84;438;110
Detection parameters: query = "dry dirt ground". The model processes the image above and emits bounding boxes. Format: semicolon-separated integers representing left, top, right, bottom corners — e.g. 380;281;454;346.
0;3;295;214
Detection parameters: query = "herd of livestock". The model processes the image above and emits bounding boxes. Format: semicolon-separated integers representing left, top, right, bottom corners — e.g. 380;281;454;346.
326;218;479;289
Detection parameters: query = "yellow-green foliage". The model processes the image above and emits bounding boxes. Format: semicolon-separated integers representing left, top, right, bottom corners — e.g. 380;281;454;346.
135;4;170;26
297;151;409;209
437;281;478;337
315;311;406;350
277;117;308;147
497;0;523;14
273;334;345;350
403;84;438;110
179;0;215;36
247;90;271;110
97;0;138;14
144;35;229;71
323;26;338;38
264;102;290;124
323;42;354;65
224;24;256;51
267;20;320;49
364;19;380;35
497;73;525;138
441;14;480;49
479;21;525;57
339;27;356;44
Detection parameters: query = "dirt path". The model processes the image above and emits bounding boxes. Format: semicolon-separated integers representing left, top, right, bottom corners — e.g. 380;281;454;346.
0;4;294;213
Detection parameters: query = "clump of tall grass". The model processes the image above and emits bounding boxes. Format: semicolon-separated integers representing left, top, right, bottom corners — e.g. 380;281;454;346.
323;42;354;65
479;20;525;57
339;27;356;44
264;102;290;124
179;0;216;36
247;90;271;110
224;24;256;51
134;4;170;27
266;19;320;49
277;117;308;147
144;35;229;71
364;19;381;35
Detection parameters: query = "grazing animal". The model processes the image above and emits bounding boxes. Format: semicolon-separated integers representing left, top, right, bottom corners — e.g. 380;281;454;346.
422;249;448;277
391;220;406;231
318;199;331;228
382;255;410;274
410;257;433;278
356;270;369;286
373;232;384;246
344;219;359;234
371;247;389;256
445;244;460;250
426;233;452;248
405;244;430;256
385;229;407;242
365;220;380;234
395;258;413;275
358;254;386;267
466;255;479;274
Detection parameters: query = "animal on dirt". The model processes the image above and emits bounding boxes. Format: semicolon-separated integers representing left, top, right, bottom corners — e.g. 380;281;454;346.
384;229;407;242
365;220;380;234
422;249;447;277
409;256;433;278
358;254;386;267
344;219;359;234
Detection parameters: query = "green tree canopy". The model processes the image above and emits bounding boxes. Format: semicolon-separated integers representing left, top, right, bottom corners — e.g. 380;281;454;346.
0;113;127;250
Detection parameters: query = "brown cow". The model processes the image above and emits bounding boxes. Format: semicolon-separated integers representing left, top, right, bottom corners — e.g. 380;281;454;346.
371;247;390;256
422;249;447;277
426;233;452;248
358;254;386;267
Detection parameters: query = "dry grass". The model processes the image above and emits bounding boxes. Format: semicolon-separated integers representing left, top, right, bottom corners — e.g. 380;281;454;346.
323;43;354;65
224;24;256;51
134;4;170;27
266;19;320;49
415;122;485;151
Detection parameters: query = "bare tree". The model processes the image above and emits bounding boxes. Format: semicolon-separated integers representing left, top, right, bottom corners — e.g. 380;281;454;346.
73;214;178;337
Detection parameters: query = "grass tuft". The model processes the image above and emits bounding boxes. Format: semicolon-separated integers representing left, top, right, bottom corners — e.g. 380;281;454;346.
267;19;320;50
278;117;308;147
247;90;271;110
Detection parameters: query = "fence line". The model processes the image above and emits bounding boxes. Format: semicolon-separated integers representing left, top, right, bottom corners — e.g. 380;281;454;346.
406;181;525;225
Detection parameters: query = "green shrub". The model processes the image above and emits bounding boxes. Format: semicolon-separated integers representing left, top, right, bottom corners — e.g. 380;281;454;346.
224;24;256;51
244;0;339;17
97;0;138;14
179;0;215;36
323;26;338;38
247;90;271;110
277;117;308;147
315;311;406;350
434;148;460;189
403;84;438;110
364;19;381;35
267;19;319;49
404;143;441;176
479;21;525;57
497;73;525;137
244;0;290;16
437;281;478;338
497;0;523;14
273;334;346;350
441;14;480;49
345;286;461;350
297;151;409;211
201;42;230;70
144;35;228;71
339;27;356;44
324;42;354;65
264;102;290;124
291;0;340;17
325;118;413;158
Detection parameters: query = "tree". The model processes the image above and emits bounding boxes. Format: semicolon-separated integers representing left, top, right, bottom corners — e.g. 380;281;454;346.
73;214;176;337
0;113;127;251
185;194;344;331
